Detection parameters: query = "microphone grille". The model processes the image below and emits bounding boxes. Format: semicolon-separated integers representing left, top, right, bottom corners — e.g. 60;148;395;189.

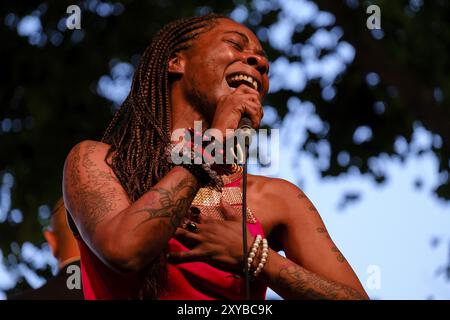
238;116;252;130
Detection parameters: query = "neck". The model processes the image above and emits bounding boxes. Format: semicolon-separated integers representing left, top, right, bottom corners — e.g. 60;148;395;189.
170;85;210;134
172;103;207;132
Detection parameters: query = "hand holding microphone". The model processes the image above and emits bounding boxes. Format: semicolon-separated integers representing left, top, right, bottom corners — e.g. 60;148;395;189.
211;84;263;138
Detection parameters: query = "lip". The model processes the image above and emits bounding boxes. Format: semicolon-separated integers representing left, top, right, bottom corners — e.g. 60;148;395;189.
225;70;263;94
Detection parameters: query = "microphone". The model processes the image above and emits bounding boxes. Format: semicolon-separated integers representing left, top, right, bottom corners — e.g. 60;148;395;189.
238;116;253;130
237;116;253;147
237;115;252;300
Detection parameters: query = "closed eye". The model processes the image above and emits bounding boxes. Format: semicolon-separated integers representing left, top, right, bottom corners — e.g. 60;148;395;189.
226;39;244;51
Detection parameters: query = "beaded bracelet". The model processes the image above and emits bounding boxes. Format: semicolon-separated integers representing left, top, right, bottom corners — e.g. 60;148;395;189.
245;235;269;278
253;238;269;277
247;235;262;270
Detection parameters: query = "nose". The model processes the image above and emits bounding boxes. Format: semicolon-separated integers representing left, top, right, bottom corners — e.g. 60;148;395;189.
246;54;269;75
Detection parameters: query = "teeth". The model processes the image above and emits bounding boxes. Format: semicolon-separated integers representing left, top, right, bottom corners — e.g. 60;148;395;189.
229;73;259;91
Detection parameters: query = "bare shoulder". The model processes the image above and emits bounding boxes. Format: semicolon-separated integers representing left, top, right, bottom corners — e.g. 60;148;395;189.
248;174;303;199
63;139;119;196
63;140;114;190
64;140;111;169
247;174;316;222
62;140;127;231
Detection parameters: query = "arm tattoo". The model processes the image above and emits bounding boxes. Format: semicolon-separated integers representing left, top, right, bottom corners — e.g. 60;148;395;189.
331;246;346;263
316;227;346;263
276;264;365;300
297;190;307;199
131;175;197;231
67;142;121;236
316;227;328;234
297;190;318;213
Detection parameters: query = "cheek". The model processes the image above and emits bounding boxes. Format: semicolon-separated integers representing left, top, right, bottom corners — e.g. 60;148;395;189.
205;53;227;76
186;49;235;100
201;58;229;93
190;56;220;85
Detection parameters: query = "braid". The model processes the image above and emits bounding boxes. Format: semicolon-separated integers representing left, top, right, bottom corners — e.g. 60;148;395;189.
101;13;227;299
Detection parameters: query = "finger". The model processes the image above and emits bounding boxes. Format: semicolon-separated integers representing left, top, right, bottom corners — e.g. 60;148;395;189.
245;104;262;129
220;198;243;222
234;100;261;129
234;84;261;99
227;95;260;115
188;206;213;224
243;102;263;128
174;227;202;248
248;101;264;119
198;213;214;224
229;93;260;106
232;91;260;105
167;248;211;264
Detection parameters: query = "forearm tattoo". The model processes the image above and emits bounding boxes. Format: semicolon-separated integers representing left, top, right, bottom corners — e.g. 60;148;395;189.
276;264;365;300
130;175;198;231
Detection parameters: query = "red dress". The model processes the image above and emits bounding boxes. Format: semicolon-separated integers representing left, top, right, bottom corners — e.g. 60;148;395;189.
74;176;267;300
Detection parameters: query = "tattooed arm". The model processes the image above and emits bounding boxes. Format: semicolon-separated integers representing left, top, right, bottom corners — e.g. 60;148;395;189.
63;140;199;273
259;179;368;299
262;253;367;299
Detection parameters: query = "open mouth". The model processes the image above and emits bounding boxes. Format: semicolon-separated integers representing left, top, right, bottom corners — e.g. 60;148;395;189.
226;72;261;92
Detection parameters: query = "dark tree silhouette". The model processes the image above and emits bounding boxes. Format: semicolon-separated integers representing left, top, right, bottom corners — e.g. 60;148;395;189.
0;0;448;296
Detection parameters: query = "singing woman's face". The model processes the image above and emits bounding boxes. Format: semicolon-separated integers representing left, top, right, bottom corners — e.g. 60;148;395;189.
176;18;270;123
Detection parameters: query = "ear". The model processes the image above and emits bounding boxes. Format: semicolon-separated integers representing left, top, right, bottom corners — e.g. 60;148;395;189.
44;230;59;259
168;52;186;76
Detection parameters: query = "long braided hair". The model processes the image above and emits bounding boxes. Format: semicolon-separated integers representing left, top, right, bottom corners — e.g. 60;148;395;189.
101;14;227;299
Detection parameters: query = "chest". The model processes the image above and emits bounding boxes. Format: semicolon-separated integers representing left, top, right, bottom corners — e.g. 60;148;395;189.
191;182;284;249
246;184;285;250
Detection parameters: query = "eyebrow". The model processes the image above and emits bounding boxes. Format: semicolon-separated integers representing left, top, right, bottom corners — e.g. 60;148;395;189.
223;30;268;59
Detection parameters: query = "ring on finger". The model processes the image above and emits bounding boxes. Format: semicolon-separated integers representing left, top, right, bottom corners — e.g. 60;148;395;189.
185;221;199;233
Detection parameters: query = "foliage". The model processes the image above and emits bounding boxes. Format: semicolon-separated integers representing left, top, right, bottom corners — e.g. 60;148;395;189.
0;0;448;295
